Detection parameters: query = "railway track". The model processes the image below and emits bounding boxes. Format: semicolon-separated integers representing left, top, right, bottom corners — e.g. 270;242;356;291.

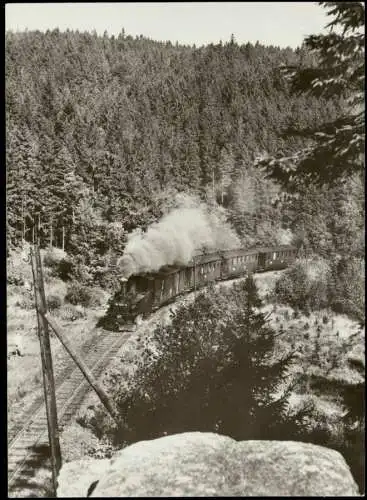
8;323;109;445
8;325;134;497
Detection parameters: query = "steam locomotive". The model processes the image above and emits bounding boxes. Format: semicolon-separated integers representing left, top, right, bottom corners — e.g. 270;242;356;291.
108;245;298;326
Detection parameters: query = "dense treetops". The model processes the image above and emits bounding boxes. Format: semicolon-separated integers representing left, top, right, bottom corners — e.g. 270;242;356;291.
6;24;362;267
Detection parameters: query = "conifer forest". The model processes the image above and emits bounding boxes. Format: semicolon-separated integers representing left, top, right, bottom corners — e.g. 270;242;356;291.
7;2;365;497
7;25;363;265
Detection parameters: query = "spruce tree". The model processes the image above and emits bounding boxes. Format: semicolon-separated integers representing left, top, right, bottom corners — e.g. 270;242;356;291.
107;276;295;444
256;2;365;190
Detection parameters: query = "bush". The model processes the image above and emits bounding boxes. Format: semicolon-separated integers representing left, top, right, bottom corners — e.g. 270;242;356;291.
43;247;67;268
275;257;330;312
15;296;34;310
47;294;62;311
55;258;74;281
7;273;25;286
328;257;365;322
94;268;120;291
276;256;364;322
60;304;86;321
65;282;103;308
87;277;298;446
65;282;93;307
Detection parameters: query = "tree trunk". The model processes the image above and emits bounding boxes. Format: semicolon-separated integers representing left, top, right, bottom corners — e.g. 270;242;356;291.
21;197;25;243
50;220;53;247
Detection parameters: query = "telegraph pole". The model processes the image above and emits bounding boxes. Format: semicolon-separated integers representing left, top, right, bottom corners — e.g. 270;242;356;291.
30;245;61;496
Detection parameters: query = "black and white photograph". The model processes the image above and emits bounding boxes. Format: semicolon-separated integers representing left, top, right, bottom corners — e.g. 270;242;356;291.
6;2;365;497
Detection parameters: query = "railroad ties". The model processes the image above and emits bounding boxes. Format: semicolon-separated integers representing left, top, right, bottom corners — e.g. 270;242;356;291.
8;326;133;498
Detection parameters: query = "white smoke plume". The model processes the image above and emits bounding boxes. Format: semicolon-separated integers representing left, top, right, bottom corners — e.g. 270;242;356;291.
118;194;240;278
276;228;294;246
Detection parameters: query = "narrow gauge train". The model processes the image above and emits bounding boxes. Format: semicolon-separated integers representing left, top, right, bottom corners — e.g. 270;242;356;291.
112;245;298;325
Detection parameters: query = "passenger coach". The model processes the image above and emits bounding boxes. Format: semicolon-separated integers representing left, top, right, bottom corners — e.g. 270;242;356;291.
114;244;298;325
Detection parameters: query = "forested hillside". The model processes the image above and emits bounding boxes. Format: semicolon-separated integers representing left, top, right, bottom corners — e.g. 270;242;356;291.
6;29;363;269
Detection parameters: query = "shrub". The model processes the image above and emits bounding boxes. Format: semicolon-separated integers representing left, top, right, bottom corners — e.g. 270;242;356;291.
328;257;365;322
275;257;330;312
7;273;25;286
65;282;104;309
60;304;86;321
94;268;120;291
65;282;93;307
15;296;34;310
47;294;62;311
70;260;94;286
276;256;364;322
55;258;74;281
43;247;67;268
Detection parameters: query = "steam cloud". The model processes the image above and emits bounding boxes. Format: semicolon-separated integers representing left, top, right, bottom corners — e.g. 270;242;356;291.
118;196;240;278
276;228;294;246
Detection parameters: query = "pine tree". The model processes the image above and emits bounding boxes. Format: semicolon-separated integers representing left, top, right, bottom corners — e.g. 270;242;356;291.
256;2;365;190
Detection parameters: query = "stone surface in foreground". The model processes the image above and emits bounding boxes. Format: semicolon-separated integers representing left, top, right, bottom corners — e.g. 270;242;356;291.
57;432;359;497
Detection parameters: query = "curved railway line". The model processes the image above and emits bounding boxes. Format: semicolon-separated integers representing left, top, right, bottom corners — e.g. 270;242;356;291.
8;324;134;497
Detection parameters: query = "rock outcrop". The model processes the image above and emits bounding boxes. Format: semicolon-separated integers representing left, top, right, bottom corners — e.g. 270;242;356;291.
57;432;359;497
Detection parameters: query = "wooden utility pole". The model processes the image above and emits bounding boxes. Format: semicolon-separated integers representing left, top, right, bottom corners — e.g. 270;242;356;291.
30;245;61;497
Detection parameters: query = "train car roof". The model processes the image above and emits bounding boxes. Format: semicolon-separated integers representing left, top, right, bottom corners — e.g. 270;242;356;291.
222;248;259;258
258;245;298;253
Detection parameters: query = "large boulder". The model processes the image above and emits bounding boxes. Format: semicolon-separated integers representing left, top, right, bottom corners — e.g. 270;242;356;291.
57;432;359;497
57;457;110;498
